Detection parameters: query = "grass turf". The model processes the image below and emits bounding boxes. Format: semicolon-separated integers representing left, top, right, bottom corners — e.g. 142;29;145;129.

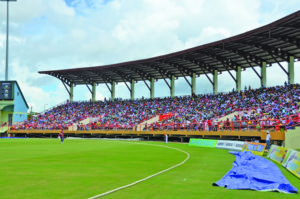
0;138;299;199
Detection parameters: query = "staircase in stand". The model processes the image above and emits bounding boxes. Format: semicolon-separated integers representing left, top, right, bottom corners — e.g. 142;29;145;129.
0;126;8;134
136;116;160;131
217;110;253;122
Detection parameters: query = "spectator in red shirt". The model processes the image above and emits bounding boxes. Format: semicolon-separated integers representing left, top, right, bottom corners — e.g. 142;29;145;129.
60;129;64;144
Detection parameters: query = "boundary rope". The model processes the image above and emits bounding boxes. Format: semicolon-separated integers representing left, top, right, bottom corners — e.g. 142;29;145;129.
88;141;190;199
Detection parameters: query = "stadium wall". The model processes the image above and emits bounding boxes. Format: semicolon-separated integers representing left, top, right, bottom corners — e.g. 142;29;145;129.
8;129;285;143
284;127;300;150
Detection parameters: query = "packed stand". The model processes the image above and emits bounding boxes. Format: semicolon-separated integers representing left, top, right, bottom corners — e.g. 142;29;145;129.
147;84;300;131
10;84;300;131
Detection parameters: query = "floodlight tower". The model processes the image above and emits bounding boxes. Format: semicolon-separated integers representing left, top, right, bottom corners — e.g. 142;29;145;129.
1;0;17;81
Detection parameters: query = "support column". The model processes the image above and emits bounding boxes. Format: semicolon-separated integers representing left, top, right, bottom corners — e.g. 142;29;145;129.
261;62;267;88
131;80;135;100
92;82;96;102
236;66;241;92
170;75;175;97
213;70;218;94
150;78;155;99
70;84;74;102
191;73;196;95
288;56;294;84
111;81;115;102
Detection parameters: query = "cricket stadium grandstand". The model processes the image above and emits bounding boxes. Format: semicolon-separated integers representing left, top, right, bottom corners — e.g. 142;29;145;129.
3;10;300;150
1;8;300;199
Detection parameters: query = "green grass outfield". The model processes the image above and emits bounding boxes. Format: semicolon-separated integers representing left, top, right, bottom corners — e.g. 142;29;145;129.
0;138;299;199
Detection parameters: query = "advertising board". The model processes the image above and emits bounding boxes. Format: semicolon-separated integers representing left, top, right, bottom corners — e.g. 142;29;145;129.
189;138;217;148
282;149;300;178
215;140;245;151
267;145;289;164
243;142;266;156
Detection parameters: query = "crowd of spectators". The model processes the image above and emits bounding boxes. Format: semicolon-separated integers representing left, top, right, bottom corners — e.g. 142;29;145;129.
11;84;300;131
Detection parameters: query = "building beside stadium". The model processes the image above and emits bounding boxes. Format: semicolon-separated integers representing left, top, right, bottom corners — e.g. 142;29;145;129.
0;81;28;133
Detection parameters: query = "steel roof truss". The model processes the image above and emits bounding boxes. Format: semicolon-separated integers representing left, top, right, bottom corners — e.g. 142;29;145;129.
164;59;193;87
195;52;226;71
163;78;171;89
37;11;300;88
85;83;92;94
75;73;94;85
143;79;151;91
215;46;264;66
183;56;215;74
182;74;192;87
246;59;261;79
162;61;190;77
108;70;133;95
227;70;236;83
170;62;193;87
174;57;201;76
254;34;300;49
221;63;237;83
105;82;112;93
93;71;113;84
204;72;214;85
145;65;173;91
196;67;213;85
62;80;71;96
200;50;242;70
129;66;154;80
52;73;71;87
124;81;131;93
110;69;133;83
148;63;174;79
110;70;133;91
270;54;289;75
238;41;289;61
279;25;300;31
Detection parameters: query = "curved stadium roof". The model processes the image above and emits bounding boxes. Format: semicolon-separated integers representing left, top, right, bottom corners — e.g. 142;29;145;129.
39;10;300;86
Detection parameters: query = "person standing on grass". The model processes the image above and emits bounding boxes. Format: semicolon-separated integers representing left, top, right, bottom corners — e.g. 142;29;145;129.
266;131;271;150
165;134;168;144
60;129;64;144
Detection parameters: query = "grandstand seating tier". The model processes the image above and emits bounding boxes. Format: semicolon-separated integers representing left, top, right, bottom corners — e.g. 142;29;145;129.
8;84;300;138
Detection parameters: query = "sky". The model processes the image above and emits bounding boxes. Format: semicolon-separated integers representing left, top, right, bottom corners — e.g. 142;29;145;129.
0;0;299;113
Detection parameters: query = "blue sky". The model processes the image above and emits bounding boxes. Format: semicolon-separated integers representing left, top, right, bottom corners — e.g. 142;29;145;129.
64;0;112;8
0;0;299;112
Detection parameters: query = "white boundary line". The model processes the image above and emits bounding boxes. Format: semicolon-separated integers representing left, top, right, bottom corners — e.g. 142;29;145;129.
88;141;190;199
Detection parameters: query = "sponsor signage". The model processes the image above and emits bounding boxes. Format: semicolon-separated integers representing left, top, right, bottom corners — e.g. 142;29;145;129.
215;140;245;151
189;139;299;179
243;142;266;156
267;145;289;164
0;82;13;100
282;149;300;178
189;138;217;148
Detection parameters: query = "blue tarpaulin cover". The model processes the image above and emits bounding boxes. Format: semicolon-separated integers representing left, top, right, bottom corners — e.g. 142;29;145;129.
213;151;298;193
